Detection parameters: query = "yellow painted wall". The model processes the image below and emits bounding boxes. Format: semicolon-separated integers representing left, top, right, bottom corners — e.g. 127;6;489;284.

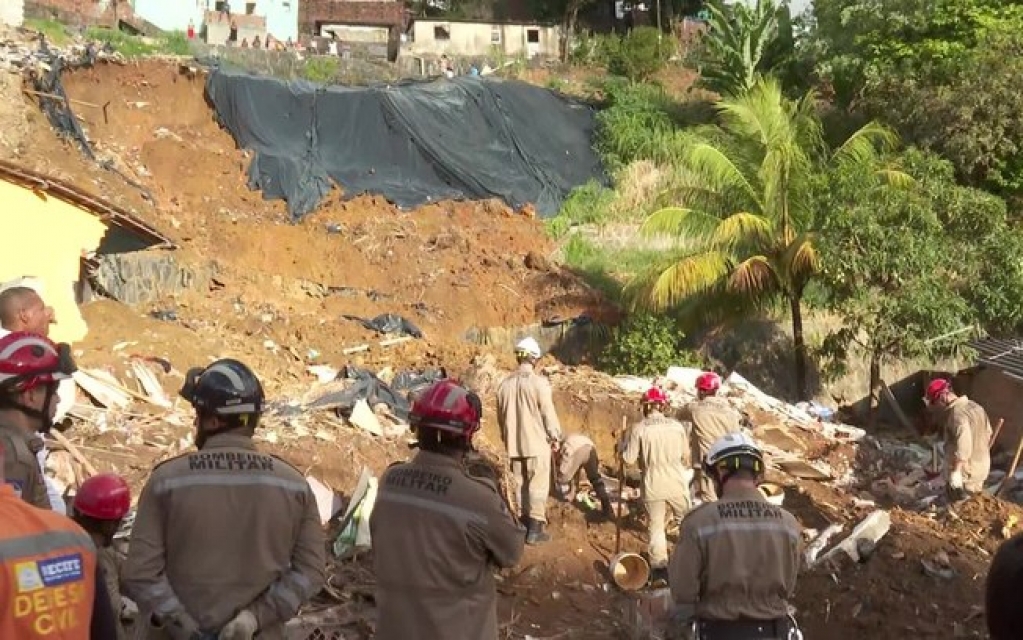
0;180;108;344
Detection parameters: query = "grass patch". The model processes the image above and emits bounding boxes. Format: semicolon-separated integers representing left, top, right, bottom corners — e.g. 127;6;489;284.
559;234;665;301
84;27;192;57
299;56;341;84
25;18;71;46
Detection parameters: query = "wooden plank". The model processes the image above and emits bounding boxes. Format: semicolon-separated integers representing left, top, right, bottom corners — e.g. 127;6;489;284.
881;381;913;430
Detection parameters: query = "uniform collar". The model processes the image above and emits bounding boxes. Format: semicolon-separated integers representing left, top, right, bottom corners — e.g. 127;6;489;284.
517;363;534;374
414;449;464;469
0;421;33;441
199;432;256;450
722;486;768;501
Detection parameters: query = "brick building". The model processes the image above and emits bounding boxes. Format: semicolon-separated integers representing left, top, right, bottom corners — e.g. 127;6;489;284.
300;0;403;37
23;0;137;28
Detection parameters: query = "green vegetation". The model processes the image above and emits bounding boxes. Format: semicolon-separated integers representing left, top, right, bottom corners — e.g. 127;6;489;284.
547;0;1023;402
24;18;71;46
597;313;702;376
85;27;192;57
299;56;341;84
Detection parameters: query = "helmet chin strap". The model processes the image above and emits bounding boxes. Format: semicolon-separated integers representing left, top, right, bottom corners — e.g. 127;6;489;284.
0;384;57;434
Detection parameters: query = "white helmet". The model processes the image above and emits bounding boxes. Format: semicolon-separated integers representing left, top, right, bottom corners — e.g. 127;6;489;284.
704;432;764;474
514;337;542;360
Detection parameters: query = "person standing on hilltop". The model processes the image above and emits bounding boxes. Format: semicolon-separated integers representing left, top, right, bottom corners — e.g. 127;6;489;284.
497;337;563;545
619;386;690;583
680;372;741;503
371;380;525;640
669;433;803;640
925;378;992;501
124;359;324;640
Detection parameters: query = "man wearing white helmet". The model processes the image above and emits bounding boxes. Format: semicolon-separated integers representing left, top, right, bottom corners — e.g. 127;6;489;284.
497;336;563;544
668;433;803;640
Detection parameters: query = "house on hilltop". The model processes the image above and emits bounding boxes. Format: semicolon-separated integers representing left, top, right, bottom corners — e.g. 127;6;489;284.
131;0;299;44
300;0;404;59
405;17;560;58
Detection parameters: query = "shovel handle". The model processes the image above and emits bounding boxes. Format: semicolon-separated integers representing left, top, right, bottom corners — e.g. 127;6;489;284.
615;415;627;555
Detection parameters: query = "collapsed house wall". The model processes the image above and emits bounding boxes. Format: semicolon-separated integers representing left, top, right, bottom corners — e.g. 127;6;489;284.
0;179;108;342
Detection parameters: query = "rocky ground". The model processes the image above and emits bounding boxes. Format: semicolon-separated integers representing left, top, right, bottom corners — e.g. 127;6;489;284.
0;25;1015;639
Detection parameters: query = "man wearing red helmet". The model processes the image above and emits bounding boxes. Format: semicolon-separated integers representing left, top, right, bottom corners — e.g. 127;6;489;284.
72;473;133;640
925;378;992;501
682;371;741;503
371;379;525;640
619;386;691;582
0;331;76;510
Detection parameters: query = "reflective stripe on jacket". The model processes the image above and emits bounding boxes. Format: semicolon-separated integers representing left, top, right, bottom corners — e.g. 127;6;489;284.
0;485;98;639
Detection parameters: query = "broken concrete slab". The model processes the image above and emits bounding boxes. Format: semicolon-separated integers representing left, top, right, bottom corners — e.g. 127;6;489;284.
819;510;892;565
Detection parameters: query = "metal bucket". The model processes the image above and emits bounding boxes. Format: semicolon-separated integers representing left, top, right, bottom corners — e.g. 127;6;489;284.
609;551;651;591
758;482;785;506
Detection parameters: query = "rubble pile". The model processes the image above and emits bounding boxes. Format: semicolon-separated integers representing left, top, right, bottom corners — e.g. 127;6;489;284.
0;29;127;74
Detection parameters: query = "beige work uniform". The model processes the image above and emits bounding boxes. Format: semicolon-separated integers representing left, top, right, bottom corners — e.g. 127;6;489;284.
942;395;992;493
0;423;50;510
557;434;595;488
370;450;526;640
622;411;691;568
669;488;801;632
124;433;326;639
496;363;562;523
681;397;741;502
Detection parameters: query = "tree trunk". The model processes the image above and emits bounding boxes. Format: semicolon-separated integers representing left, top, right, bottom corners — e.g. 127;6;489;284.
561;2;581;63
789;295;808;400
868;353;881;430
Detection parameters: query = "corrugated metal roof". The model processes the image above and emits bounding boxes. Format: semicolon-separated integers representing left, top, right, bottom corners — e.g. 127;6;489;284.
969;337;1023;380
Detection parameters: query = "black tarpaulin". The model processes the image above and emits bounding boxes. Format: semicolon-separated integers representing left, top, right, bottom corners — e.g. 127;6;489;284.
204;66;606;220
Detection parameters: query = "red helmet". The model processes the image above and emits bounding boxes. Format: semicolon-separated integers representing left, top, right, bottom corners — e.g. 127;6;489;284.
410;379;482;440
696;372;722;393
641;386;669;405
0;332;75;393
73;473;131;521
925;378;951;403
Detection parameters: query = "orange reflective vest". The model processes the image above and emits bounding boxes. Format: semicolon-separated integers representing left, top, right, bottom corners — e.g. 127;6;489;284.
0;485;97;639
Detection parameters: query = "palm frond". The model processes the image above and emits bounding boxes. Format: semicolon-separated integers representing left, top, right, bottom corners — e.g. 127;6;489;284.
626;251;732;312
781;233;820;288
727;254;780;295
831;120;901;174
641;206;722;240
684;141;762;208
710;211;775;251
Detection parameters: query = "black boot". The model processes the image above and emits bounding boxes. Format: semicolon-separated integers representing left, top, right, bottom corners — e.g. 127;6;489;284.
525;518;551;545
594;483;614;521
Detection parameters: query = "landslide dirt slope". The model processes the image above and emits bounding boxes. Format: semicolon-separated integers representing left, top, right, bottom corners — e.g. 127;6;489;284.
11;59;613;385
0;57;1008;639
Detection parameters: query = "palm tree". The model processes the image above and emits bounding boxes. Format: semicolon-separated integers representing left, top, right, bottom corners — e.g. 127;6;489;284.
625;78;905;399
697;0;788;97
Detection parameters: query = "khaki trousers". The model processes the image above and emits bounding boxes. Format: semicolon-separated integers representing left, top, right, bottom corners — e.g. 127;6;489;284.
511;454;551;523
646;495;690;568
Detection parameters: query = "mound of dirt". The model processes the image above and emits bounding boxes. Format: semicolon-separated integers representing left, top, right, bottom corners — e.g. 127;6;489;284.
3;60;618;382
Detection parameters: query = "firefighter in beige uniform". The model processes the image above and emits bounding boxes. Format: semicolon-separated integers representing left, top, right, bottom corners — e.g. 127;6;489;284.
620;386;691;581
925;378;992;500
555;433;614;519
681;372;741;503
371;380;525;640
124;359;325;640
496;337;562;545
669;433;802;640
